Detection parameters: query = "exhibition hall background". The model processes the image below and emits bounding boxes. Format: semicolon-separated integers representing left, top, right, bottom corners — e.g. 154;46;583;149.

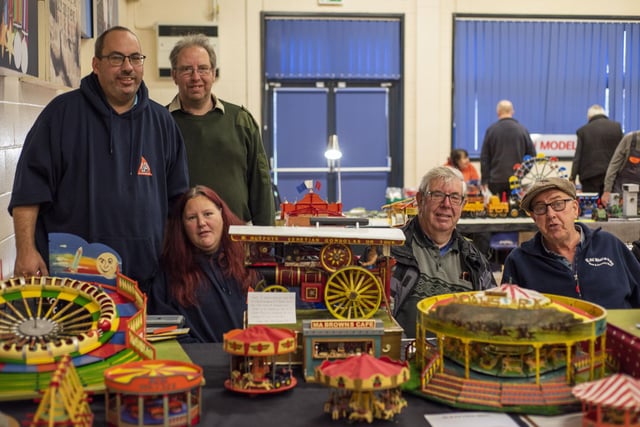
1;0;639;278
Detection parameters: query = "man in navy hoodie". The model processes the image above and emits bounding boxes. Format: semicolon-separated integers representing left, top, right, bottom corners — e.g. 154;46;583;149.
9;26;189;292
502;178;640;308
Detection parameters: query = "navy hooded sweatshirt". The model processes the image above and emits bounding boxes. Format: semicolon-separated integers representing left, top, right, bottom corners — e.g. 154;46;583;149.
9;73;189;288
502;223;640;309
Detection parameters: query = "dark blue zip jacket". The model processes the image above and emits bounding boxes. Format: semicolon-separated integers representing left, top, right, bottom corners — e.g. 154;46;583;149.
9;73;189;286
502;223;640;308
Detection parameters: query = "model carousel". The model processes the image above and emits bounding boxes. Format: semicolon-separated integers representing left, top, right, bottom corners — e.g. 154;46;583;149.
104;360;204;427
413;284;609;414
223;325;297;394
315;353;410;423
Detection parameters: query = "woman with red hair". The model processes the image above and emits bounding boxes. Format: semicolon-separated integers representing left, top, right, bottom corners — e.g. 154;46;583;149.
148;185;259;342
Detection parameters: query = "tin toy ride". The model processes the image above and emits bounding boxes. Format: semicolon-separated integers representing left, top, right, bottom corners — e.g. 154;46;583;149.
280;189;343;226
223;325;297;395
104;360;203;426
315;353;410;423
229;225;405;320
0;274;154;400
412;284;609;415
27;355;94;427
509;153;569;200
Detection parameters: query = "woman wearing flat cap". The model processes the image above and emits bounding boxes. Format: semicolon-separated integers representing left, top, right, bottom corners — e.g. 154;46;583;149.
501;177;640;308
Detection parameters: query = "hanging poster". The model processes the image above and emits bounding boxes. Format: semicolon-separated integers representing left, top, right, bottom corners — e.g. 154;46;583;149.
95;0;118;37
49;0;81;87
81;0;92;38
0;0;39;76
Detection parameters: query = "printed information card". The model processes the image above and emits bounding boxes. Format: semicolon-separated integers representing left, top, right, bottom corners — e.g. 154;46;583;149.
247;292;297;325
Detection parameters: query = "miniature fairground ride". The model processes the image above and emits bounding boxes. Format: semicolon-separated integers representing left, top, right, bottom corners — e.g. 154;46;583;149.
381;197;418;227
0;274;154;400
280;189;343;226
104;360;203;427
315;353;410;423
223;325;297;395
27;354;94;427
229;225;404;320
412;284;609;414
508;153;569;201
572;373;640;427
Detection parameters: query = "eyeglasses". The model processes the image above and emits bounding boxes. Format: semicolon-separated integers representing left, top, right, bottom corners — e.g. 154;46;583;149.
176;66;213;77
98;53;146;66
425;191;465;206
530;198;574;215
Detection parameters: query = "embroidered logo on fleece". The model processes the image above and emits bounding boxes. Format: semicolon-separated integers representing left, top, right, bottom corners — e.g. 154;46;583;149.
138;156;152;176
585;257;614;267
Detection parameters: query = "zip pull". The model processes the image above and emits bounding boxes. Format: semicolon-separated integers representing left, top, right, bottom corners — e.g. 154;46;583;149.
574;273;582;298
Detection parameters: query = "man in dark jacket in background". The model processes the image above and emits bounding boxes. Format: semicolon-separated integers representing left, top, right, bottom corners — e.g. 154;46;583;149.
570;104;622;196
480;99;536;199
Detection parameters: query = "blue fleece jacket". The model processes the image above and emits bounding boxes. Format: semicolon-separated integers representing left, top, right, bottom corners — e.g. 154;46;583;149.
501;223;640;308
9;73;189;287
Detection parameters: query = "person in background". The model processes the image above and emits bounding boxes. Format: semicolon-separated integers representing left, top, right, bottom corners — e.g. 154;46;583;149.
147;185;261;343
480;100;536;199
502;178;640;308
601;131;640;207
390;166;496;338
446;148;479;184
446;148;491;261
168;34;275;225
570;104;622;196
8;26;189;290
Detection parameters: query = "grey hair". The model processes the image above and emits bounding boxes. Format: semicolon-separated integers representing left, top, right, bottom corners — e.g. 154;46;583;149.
587;104;606;120
169;33;217;69
418;166;467;195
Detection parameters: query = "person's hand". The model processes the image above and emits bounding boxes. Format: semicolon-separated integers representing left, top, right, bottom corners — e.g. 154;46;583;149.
483;189;493;205
600;191;611;207
14;248;48;278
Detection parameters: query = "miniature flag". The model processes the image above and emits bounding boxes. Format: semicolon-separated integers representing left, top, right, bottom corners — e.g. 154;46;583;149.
315;180;321;191
296;182;307;193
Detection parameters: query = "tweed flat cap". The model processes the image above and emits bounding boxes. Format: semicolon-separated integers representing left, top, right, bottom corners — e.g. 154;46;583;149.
520;178;577;213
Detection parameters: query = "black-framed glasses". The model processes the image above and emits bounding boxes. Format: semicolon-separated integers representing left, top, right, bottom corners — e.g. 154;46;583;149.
176;66;213;77
425;191;465;206
98;53;146;66
530;198;574;215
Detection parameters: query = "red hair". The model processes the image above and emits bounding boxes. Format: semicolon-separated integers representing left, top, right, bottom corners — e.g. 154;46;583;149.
160;185;256;307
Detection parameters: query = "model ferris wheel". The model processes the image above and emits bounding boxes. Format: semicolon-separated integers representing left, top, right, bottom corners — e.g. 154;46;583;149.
508;153;569;200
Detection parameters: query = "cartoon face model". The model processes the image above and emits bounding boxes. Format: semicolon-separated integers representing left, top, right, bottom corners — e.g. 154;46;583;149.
96;252;119;279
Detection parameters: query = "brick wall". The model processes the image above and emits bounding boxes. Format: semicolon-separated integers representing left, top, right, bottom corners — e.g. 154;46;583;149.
0;76;64;279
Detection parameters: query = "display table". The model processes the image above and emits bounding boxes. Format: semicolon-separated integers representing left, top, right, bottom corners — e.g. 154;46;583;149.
456;217;640;244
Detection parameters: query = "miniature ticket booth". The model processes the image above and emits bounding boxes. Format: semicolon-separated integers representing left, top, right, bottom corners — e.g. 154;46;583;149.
104;360;203;427
303;319;385;380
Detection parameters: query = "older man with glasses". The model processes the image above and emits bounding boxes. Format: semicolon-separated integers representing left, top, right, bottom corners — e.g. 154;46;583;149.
390;166;496;338
502;177;640;308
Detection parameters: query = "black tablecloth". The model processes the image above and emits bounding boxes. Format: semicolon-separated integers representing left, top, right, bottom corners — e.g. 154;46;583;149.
0;343;530;426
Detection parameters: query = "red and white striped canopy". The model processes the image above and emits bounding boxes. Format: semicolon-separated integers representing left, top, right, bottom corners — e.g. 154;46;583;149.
572;374;640;410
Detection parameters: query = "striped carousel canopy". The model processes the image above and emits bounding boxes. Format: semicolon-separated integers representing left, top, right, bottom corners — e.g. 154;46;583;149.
223;325;297;356
572;374;640;410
